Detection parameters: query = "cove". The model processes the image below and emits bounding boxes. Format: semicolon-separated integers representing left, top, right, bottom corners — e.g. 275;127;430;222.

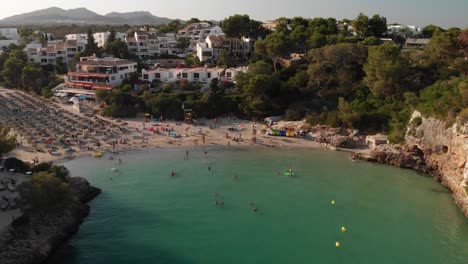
48;147;468;264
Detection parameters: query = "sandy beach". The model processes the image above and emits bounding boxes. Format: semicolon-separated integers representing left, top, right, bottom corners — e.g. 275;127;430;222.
0;88;330;165
0;88;341;230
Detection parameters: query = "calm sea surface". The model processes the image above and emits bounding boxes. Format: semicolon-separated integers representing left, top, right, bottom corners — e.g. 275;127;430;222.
48;147;468;264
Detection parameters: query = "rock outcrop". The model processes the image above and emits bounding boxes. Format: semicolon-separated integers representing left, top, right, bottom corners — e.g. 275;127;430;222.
0;176;101;264
406;111;468;217
357;111;468;217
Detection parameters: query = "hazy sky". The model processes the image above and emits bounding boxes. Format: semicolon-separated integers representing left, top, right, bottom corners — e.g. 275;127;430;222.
1;0;467;28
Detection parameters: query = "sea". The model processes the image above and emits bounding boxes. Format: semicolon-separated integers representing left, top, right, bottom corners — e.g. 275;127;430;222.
47;146;468;264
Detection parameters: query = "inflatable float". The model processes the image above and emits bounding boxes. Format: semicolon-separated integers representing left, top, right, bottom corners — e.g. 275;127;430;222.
92;152;103;158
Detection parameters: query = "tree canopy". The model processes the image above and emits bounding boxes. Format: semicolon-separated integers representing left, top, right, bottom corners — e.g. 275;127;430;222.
0;123;16;158
352;13;387;38
222;14;270;39
364;43;410;97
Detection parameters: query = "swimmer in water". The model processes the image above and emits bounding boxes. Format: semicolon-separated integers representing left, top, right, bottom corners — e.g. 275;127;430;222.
171;170;176;176
289;167;293;174
220;200;224;207
208;166;211;171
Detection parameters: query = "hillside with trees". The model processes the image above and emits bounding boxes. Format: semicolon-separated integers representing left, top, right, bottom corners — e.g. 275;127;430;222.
1;13;467;144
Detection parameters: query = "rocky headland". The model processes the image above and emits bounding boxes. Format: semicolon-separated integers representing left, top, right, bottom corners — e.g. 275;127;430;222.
356;111;468;217
0;176;101;264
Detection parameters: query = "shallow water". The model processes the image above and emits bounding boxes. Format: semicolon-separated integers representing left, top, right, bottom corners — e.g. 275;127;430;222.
49;147;468;264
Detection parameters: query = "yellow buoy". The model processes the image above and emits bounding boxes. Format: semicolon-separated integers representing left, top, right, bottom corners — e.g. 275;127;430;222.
341;226;347;232
331;200;336;205
335;241;341;248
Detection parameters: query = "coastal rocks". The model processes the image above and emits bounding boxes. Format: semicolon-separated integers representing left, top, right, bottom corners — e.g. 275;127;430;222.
0;177;101;264
360;110;468;217
329;136;349;148
405;111;468;217
67;176;101;203
367;144;428;172
308;126;365;148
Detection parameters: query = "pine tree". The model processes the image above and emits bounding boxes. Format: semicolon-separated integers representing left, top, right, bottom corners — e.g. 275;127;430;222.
108;29;116;43
84;29;100;56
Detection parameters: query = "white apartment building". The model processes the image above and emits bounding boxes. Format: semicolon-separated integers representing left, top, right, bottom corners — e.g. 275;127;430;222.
196;35;255;63
126;31;180;59
65;32;127;47
177;22;224;48
387;25;423;35
221;67;249;83
0;40;20;51
64;56;137;94
25;40;85;66
65;33;88;44
0;28;19;40
142;67;226;89
93;32;127;47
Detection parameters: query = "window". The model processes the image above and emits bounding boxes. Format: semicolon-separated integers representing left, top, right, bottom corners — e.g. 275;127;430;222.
207;73;211;78
182;73;188;78
143;74;149;80
194;73;199;79
226;72;232;78
155;73;161;78
120;75;123;79
111;76;116;81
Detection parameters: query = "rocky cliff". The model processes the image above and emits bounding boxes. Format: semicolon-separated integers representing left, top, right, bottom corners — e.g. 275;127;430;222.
0;176;101;264
406;111;468;216
357;110;468;217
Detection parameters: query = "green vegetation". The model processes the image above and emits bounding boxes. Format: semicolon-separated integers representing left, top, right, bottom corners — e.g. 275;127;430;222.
18;171;73;211
0;44;62;94
1;14;466;145
0;123;16;158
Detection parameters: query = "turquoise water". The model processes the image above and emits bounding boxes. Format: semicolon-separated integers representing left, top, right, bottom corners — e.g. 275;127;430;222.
49;147;468;264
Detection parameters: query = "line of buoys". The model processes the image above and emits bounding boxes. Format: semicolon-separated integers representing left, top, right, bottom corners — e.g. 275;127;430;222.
332;200;348;248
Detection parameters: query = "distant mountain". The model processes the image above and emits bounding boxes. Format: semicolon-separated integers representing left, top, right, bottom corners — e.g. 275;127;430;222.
104;11;173;25
0;7;176;25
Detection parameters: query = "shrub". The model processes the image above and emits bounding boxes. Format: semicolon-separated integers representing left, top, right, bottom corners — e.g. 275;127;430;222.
306;110;340;127
410;116;422;127
33;162;52;173
459;108;468;125
284;108;304;121
18;171;72;211
4;158;29;173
